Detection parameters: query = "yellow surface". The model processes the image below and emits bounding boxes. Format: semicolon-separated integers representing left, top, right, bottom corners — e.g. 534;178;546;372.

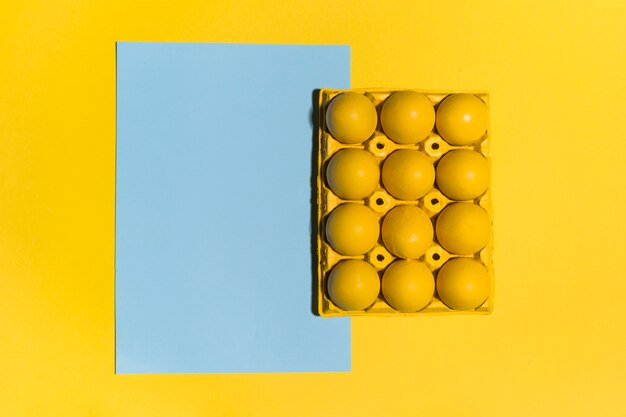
1;0;625;415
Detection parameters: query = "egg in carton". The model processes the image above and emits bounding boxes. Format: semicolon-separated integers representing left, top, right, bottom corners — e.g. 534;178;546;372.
315;88;494;317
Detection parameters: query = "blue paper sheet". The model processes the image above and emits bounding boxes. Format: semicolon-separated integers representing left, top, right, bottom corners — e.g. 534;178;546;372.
115;43;351;373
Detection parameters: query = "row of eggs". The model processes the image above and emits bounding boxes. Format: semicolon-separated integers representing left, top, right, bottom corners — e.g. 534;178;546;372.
327;257;489;313
326;202;489;259
326;147;488;202
325;91;488;146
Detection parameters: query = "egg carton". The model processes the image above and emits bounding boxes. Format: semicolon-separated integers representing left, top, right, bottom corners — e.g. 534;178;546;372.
315;88;494;317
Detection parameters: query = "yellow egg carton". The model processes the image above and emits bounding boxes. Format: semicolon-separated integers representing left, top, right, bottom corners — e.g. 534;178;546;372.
316;88;494;317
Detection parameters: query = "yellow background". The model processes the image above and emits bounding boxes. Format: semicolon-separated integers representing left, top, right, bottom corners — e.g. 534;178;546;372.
1;0;625;415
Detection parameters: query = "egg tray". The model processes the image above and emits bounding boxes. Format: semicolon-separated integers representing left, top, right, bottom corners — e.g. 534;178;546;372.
315;88;494;317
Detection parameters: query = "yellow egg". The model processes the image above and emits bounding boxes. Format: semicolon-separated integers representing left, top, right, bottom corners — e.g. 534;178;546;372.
381;205;433;259
435;149;489;200
382;260;434;312
327;260;380;311
436;203;490;255
436;258;490;310
326;149;380;200
382;150;434;200
435;93;488;145
381;91;435;144
325;93;378;144
325;204;380;255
